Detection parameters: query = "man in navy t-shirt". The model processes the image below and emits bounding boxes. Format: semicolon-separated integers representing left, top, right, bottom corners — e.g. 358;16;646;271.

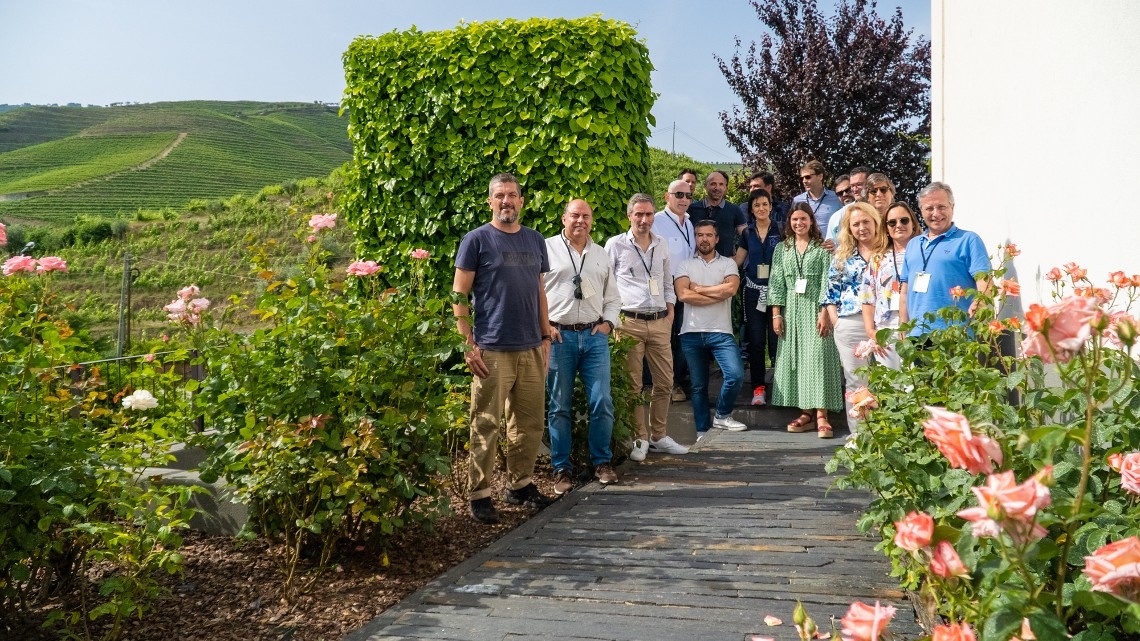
453;173;555;524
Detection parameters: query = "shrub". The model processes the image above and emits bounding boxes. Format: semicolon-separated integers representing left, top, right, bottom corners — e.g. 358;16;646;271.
828;247;1140;639
341;16;656;292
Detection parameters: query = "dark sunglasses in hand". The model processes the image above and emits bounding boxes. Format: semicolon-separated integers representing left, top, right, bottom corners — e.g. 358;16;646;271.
887;217;912;227
572;274;583;299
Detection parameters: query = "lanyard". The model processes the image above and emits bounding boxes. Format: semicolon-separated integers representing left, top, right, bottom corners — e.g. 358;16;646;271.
891;247;901;280
666;213;692;250
805;191;824;216
752;222;776;266
793;239;808;278
628;237;655;278
561;234;583;280
920;235;946;271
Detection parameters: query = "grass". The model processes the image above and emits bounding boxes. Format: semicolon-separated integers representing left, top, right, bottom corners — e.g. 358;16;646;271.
0;102;351;221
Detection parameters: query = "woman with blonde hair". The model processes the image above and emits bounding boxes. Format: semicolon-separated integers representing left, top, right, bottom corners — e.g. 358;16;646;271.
825;201;887;438
861;201;919;369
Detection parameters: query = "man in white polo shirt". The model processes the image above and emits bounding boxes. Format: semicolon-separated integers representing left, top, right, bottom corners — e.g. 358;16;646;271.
675;220;747;438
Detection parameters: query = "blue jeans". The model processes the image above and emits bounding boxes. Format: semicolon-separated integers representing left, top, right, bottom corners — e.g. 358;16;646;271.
680;332;744;432
546;329;614;472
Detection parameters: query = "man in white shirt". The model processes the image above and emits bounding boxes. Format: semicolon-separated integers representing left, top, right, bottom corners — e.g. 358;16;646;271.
652;180;698;403
544;199;623;495
605;194;689;461
675;220;748;437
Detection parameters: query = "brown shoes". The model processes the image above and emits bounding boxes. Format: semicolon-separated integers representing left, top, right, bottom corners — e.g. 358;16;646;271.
553;469;574;495
594;463;619;485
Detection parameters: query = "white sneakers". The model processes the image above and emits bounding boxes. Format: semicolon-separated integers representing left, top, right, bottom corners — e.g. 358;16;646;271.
649;435;689;455
629;439;649;461
712;414;748;431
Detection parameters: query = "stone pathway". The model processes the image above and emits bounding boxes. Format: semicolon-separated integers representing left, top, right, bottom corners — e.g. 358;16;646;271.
345;401;922;641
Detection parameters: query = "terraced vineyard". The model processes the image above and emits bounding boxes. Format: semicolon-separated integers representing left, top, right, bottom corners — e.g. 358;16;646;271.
0;132;180;193
0;101;351;221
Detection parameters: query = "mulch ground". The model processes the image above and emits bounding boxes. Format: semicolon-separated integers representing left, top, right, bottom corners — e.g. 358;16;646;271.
6;462;560;641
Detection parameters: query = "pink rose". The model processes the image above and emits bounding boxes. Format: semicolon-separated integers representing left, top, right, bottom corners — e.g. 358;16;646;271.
1085;536;1140;603
1113;452;1140;495
930;541;969;578
161;333;170;343
306;234;317;242
178;284;200;301
854;339;880;360
1104;312;1139;349
308;213;337;231
144;353;156;362
956;470;1050;545
1064;261;1087;280
35;256;68;273
346;260;381;276
1000;278;1020;297
931;621;976;641
410;248;430;260
846;387;878;420
1021;295;1098;363
840;601;895;641
1021;331;1055;363
1045;267;1063;282
893;511;933;551
0;222;7;246
1005;243;1020;258
923;407;1003;474
2;255;37;276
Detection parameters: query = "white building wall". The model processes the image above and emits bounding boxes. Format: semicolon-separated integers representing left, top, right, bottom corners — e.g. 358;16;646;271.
932;0;1140;307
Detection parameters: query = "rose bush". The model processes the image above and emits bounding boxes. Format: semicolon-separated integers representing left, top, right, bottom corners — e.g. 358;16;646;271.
827;249;1140;640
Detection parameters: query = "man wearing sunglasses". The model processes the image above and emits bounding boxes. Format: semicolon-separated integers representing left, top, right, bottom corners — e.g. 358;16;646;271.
824;166;873;243
653;180;700;403
543;199;623;495
792;159;843;235
687;170;745;259
834;174;854;206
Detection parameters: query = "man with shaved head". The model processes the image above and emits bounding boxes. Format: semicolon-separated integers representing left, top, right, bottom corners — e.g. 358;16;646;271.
543;199;623;494
653;179;699;402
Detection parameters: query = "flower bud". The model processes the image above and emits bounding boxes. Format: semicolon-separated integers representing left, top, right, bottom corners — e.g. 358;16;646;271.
1118;316;1138;347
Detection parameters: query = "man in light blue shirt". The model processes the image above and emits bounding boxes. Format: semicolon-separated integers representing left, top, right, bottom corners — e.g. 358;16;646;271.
792;159;843;234
898;182;991;337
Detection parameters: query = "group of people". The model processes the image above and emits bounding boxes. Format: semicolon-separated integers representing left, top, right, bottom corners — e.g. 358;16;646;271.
453;167;990;525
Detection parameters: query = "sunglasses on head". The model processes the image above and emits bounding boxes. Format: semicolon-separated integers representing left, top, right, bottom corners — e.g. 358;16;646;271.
869;186;893;195
887;217;911;227
672;191;692;199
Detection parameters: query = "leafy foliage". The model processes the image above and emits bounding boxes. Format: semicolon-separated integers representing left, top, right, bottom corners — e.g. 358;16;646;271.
828;251;1140;638
717;0;930;203
341;16;656;291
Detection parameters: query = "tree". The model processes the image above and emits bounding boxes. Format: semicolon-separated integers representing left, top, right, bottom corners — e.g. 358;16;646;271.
717;0;930;204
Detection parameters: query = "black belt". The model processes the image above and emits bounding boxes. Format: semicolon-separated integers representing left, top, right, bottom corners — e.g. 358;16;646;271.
622;309;667;321
552;319;602;331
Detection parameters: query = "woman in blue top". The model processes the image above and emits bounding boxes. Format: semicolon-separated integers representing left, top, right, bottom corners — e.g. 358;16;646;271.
733;189;782;405
825;201;886;437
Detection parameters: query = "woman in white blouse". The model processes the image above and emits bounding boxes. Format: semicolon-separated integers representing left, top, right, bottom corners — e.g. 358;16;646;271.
861;201;919;369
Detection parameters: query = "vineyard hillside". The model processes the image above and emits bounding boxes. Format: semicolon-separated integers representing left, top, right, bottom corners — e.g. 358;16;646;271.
0;101;351;222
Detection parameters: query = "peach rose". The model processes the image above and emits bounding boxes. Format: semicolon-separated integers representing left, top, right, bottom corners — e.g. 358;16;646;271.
1113;452;1140;495
923;407;1003;474
1022;295;1098;363
1045;267;1063;282
893;511;934;552
1000;278;1020;297
1085;536;1140;603
931;621;976;641
949;285;965;299
930;541;969;578
1064;261;1087;280
957;470;1050;544
1005;243;1020;258
1110;271;1131;288
1104;312;1139;349
846;387;879;420
1132;274;1140;287
840;600;895;641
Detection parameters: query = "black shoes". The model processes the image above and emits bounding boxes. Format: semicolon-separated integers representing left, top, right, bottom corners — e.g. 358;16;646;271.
503;483;554;508
469;497;499;524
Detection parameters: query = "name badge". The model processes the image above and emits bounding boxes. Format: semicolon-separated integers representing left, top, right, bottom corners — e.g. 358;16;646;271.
580;278;599;299
795;278;808;294
648;278;661;296
889;291;901;311
756;264;770;280
913;272;931;294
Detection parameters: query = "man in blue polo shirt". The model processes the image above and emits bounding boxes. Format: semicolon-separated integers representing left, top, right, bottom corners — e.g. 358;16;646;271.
898;181;991;336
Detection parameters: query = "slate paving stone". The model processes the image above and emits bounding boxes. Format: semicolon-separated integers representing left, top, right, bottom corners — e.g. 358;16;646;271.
343;404;923;641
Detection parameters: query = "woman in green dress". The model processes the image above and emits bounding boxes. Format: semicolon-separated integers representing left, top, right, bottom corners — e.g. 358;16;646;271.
768;202;844;438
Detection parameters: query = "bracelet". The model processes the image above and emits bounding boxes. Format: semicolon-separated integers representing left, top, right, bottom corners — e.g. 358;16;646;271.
542;335;552;342
772;314;783;319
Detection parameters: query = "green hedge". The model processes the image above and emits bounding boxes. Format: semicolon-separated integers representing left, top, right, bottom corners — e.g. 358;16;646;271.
341;16;656;289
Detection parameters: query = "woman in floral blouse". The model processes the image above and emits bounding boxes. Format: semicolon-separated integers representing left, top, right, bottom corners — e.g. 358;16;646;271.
861;201;919;369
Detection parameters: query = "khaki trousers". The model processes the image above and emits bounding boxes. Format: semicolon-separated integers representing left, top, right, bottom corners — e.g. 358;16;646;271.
617;316;673;441
467;347;546;500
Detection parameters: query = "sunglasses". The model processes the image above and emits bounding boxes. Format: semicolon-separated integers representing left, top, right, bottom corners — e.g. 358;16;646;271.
887;217;912;227
837;188;852;197
800;174;816;180
572;274;583;299
672;191;693;199
869;186;893;195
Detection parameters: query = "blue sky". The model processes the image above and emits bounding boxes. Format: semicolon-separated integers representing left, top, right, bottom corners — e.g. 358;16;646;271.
0;0;930;163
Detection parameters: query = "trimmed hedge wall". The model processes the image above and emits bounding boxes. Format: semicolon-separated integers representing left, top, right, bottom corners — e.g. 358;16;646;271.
341;16;656;288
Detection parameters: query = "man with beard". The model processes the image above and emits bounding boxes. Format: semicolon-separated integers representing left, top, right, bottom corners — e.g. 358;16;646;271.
675;220;748;438
453;173;555;525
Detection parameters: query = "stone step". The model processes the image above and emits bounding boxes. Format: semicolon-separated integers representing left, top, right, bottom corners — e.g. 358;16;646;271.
144;466;248;536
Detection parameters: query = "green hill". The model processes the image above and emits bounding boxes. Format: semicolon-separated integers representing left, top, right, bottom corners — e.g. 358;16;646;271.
0;101;351;222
